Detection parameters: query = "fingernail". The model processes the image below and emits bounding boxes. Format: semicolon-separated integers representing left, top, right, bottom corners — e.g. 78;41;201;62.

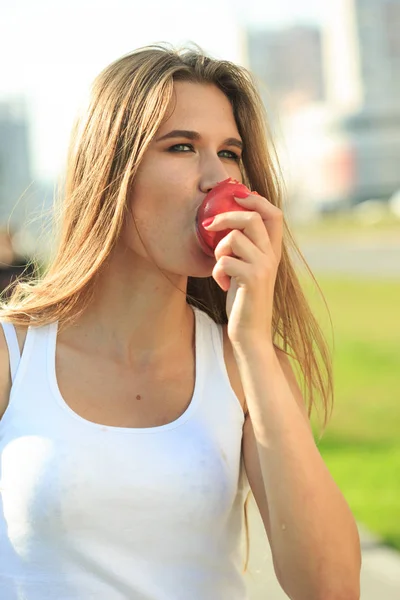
202;217;215;228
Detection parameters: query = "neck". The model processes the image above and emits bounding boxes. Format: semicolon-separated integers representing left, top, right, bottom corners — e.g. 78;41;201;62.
62;246;195;368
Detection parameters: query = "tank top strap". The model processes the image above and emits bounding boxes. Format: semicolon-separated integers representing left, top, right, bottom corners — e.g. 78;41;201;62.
0;321;21;383
195;308;225;365
192;306;245;423
0;320;57;430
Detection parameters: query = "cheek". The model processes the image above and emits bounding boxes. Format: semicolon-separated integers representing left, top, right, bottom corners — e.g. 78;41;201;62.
134;153;184;191
130;169;182;220
130;169;192;226
124;189;182;254
125;158;195;253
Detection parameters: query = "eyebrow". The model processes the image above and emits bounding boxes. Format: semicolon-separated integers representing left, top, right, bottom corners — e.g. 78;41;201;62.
155;129;243;151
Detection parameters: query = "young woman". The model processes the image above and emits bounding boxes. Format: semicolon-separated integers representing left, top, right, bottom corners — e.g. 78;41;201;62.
0;45;361;599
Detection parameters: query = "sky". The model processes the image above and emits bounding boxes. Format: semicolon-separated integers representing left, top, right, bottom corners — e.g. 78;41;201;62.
0;0;327;180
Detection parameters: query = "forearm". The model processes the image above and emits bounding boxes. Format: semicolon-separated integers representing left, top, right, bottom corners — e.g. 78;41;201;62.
233;342;361;600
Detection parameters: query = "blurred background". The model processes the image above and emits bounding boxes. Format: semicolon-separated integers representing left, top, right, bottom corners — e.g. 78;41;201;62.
1;0;399;597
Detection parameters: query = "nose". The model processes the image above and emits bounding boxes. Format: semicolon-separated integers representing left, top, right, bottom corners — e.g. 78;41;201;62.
199;162;231;195
200;177;228;195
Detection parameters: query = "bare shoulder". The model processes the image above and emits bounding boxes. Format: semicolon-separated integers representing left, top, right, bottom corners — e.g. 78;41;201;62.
0;323;28;420
220;326;310;426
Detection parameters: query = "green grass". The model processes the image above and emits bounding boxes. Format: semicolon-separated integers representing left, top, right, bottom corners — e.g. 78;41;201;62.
304;276;400;550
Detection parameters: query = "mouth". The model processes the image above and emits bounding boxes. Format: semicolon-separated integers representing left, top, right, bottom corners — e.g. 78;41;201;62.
195;211;215;257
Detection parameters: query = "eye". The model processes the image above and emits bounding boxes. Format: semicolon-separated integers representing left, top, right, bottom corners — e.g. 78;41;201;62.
167;144;241;162
218;150;241;162
167;144;194;153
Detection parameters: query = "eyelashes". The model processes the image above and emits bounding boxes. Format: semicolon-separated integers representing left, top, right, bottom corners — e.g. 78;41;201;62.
167;143;241;162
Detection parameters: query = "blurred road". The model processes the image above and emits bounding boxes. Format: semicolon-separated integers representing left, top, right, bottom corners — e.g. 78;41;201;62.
293;237;400;278
245;497;400;599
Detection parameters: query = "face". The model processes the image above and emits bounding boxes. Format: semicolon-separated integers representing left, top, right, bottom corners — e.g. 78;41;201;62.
121;81;244;278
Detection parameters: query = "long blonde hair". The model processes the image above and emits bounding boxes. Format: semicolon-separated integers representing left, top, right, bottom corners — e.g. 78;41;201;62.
0;43;333;571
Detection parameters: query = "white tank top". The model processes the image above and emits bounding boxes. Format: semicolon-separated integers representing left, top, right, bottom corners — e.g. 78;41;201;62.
0;306;250;599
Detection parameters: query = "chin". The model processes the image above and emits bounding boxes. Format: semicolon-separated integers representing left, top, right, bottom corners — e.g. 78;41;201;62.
184;246;215;278
188;263;215;279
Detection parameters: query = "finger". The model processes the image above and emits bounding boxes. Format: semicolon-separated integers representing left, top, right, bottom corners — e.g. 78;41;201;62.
204;211;270;255
233;195;283;260
211;261;231;292
214;228;264;265
212;255;243;292
212;255;269;293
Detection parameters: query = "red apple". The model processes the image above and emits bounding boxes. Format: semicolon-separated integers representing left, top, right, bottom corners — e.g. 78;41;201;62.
196;178;253;256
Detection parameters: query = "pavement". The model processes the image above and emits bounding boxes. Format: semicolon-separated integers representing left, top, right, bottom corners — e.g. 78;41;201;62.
293;236;400;278
244;497;400;599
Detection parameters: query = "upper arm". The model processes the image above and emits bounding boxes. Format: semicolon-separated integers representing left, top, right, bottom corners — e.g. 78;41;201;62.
221;323;311;544
273;348;312;431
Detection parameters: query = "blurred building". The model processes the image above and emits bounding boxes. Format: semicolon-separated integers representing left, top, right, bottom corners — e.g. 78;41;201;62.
0;99;56;267
316;0;400;209
324;0;400;112
246;1;400;216
247;25;325;115
0;99;32;229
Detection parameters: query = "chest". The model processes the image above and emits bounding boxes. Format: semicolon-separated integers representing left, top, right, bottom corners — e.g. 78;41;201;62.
1;320;248;557
56;349;196;429
1;408;244;554
55;325;245;429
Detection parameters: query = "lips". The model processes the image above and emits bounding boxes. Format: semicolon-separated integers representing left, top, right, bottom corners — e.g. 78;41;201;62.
195;177;253;256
